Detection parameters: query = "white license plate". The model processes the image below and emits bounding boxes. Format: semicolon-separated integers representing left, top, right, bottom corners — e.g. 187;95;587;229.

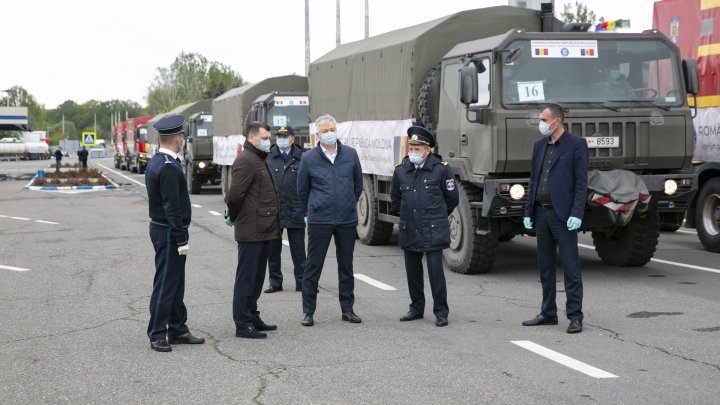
585;136;620;148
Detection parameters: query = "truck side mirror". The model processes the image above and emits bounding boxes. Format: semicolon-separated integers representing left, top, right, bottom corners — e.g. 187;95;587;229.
682;58;699;95
460;63;479;105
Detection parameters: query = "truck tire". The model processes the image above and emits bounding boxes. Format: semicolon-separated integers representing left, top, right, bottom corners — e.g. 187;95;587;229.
592;212;660;266
443;181;498;274
131;157;139;173
138;160;145;175
659;212;683;232
114;157;119;169
695;178;720;252
356;175;393;245
186;161;202;195
417;64;441;131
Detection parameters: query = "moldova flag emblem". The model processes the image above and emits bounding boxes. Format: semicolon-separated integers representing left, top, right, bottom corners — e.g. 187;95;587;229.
580;49;595;56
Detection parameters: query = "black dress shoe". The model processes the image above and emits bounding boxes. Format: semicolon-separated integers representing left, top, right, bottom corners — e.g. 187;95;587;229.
400;311;424;322
567;319;583;334
150;339;172;352
168;332;205;344
435;317;449;327
301;313;314;326
264;285;283;294
253;321;278;332
522;314;559;326
341;311;362;323
235;327;267;339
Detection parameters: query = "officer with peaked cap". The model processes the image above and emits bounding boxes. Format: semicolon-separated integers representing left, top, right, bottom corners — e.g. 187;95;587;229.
390;125;459;327
144;114;204;351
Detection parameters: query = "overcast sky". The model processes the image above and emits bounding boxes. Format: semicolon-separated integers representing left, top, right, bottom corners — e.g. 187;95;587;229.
1;0;657;108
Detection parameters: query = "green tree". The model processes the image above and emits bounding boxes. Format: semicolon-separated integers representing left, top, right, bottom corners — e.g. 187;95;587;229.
561;1;603;23
146;52;244;114
0;85;45;134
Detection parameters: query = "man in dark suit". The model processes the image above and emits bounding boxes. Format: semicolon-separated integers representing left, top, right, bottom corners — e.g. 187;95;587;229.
522;103;589;334
145;114;205;352
226;121;280;339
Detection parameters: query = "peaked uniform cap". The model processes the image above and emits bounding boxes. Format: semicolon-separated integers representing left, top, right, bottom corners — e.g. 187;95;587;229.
154;114;186;136
407;125;435;148
275;125;295;136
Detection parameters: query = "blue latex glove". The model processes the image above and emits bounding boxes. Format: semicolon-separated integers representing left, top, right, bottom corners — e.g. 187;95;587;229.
567;216;582;231
304;216;308;224
523;217;533;230
224;209;233;227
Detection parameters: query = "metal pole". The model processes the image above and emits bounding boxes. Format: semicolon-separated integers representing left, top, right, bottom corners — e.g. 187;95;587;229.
365;0;369;38
336;0;341;47
305;0;310;76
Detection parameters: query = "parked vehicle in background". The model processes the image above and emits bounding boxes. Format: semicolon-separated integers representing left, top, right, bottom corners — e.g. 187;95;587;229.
183;112;219;194
125;116;154;174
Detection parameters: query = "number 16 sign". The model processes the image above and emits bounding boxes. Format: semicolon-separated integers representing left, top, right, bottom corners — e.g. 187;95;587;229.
517;81;545;102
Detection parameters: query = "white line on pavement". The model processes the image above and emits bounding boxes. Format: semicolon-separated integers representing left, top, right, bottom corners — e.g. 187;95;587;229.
10;217;30;221
192;204;202;208
0;264;30;272
208;211;222;216
282;240;290;246
96;163;145;187
354;273;397;291
676;229;697;235
578;243;720;275
0;214;6;217
511;340;618;379
35;220;59;225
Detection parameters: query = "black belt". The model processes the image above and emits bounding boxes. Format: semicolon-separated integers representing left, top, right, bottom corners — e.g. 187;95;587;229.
537;202;553;209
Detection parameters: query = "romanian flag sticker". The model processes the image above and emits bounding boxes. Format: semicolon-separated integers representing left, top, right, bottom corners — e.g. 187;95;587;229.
531;40;598;59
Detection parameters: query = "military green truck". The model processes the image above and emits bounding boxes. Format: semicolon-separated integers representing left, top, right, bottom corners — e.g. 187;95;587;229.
308;5;698;274
212;75;309;198
146;99;214;194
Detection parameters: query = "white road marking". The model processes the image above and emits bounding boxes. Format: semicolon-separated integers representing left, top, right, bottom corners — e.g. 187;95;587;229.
0;264;30;272
0;214;6;218
676;229;697;235
282;239;290;246
35;220;59;225
96;163;145;186
578;243;720;275
354;273;397;291
208;210;222;216
10;217;30;221
192;204;202;208
512;340;618;379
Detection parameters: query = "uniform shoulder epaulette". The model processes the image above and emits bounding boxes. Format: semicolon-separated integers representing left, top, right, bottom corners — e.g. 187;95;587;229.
163;155;173;164
396;156;409;167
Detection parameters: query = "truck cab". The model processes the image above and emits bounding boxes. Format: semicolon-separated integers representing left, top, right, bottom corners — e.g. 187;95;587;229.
246;92;311;148
183;112;219;194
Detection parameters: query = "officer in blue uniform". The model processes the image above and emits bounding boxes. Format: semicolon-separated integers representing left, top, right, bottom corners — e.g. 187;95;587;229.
265;126;306;293
391;125;459;327
145;114;205;352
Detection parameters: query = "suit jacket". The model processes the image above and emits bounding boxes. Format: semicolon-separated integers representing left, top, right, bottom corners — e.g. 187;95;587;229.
524;131;589;222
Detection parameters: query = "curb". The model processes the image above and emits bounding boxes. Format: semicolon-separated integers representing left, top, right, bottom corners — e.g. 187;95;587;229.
24;173;120;192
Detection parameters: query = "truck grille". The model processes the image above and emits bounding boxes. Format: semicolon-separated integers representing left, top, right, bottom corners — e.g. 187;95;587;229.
568;121;635;162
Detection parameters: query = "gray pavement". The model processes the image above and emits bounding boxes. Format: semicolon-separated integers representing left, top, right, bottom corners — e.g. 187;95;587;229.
1;157;719;404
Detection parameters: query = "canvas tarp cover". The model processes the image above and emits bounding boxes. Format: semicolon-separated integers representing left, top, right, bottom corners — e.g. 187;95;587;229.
212;75;308;137
309;6;561;121
147;99;212;145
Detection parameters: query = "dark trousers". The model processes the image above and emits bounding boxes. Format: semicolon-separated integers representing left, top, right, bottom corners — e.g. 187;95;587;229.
80;159;87;168
55;160;61;172
233;241;269;330
147;224;189;341
302;224;356;315
535;206;584;321
404;250;449;318
267;227;306;288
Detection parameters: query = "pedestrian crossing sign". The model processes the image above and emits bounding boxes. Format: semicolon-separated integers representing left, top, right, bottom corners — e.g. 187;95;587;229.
82;132;96;146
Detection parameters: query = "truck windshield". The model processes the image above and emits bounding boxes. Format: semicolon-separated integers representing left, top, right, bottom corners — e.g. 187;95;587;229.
137;128;148;142
266;104;310;129
196;120;213;137
501;39;682;108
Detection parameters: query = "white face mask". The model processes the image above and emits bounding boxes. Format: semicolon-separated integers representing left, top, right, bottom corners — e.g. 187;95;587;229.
276;137;290;149
258;138;271;152
408;152;426;165
538;119;556;137
178;136;185;153
321;131;337;146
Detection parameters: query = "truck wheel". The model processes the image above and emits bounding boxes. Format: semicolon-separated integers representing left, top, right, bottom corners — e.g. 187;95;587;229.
131;157;139;173
695;178;720;252
417;64;441;131
114;158;119;169
592;212;660;266
185;161;202;195
443;181;498;274
356;175;393;245
659;212;683;232
138;161;145;175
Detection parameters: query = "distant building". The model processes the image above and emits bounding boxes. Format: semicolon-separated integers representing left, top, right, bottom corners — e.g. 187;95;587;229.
508;0;554;11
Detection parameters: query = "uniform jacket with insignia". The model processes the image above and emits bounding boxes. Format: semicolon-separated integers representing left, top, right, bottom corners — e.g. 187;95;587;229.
391;153;460;252
268;143;305;228
226;141;281;242
145;152;192;246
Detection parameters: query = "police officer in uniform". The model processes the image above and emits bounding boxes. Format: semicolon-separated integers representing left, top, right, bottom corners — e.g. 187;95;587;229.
391;125;459;327
145;114;205;352
265;126;306;293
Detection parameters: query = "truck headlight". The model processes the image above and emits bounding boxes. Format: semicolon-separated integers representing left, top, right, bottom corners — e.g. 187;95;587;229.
664;179;678;195
198;161;207;169
509;184;525;200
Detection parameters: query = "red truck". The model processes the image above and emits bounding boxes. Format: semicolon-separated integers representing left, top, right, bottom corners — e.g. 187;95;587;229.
654;0;720;252
113;120;128;170
125;115;154;174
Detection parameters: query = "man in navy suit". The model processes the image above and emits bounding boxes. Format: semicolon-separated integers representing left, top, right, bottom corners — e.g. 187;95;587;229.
522;103;589;334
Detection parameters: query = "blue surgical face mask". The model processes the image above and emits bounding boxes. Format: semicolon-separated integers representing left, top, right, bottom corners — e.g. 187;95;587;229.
276;137;290;149
538;120;554;137
321;131;337;146
408;152;426;165
258;138;271;152
609;70;621;80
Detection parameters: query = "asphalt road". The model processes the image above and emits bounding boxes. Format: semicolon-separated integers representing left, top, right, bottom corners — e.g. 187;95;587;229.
1;157;719;404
